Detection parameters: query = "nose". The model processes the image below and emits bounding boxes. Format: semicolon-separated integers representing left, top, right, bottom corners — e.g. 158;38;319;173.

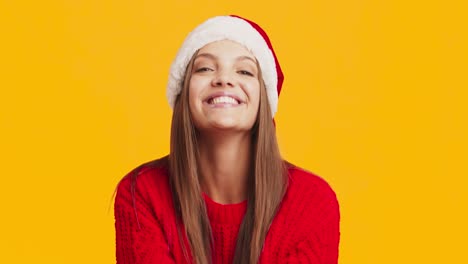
211;70;234;88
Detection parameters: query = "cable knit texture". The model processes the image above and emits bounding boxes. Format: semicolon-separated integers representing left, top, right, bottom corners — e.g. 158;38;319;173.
114;157;340;263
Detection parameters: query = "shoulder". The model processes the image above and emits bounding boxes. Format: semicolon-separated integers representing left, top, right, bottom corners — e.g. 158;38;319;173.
265;163;340;254
287;164;338;202
281;163;340;226
116;156;172;209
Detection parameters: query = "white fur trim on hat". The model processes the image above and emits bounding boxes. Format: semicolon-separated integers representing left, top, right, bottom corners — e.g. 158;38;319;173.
166;16;279;117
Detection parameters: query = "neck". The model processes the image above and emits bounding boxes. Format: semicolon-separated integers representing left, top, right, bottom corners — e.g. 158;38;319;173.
198;131;252;204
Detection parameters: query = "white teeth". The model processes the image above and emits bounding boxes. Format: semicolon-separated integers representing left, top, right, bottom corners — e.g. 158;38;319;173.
210;96;238;104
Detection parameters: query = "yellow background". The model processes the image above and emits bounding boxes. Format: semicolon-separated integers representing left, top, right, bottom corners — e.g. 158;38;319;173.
1;0;467;263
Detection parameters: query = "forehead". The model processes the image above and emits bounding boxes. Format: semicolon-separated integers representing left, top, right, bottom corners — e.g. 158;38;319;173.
197;40;256;60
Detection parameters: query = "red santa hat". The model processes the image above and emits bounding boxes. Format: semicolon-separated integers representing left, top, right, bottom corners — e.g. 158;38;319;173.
167;15;284;117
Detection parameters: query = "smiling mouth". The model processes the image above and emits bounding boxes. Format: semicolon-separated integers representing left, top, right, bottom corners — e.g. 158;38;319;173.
207;96;241;105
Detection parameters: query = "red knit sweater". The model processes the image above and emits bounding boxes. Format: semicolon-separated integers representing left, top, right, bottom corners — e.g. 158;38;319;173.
114;157;340;263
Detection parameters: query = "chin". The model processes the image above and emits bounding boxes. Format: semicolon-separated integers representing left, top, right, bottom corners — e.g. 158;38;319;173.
200;119;250;132
192;115;256;132
210;121;240;130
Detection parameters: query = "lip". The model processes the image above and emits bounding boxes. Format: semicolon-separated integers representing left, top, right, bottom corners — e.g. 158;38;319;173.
203;91;245;105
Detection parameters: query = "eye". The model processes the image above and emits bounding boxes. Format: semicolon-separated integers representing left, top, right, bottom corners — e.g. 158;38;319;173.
238;70;254;77
194;67;213;73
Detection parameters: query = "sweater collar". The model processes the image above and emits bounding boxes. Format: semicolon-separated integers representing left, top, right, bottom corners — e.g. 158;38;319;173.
203;193;247;225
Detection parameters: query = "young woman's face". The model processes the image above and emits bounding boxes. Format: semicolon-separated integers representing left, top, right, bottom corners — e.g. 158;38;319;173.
188;40;261;133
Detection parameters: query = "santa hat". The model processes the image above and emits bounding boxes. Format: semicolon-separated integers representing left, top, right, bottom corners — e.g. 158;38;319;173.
166;15;284;117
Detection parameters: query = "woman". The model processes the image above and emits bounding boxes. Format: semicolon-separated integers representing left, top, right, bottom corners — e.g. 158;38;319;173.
115;15;340;264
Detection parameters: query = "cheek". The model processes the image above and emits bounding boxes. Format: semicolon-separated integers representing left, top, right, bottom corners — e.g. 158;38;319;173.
247;82;261;106
188;78;202;107
189;75;210;94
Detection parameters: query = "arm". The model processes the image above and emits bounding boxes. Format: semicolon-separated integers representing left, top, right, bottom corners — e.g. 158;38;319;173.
285;184;340;264
114;175;176;264
317;191;340;264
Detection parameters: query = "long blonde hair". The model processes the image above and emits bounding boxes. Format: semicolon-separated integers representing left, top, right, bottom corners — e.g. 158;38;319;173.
169;53;288;264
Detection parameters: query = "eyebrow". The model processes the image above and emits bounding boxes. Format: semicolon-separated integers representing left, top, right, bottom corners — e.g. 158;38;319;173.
195;53;257;64
236;55;257;64
195;53;217;60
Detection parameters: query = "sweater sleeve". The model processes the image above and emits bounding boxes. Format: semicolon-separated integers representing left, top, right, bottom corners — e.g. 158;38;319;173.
114;174;176;264
284;178;341;264
317;203;340;264
316;187;340;264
